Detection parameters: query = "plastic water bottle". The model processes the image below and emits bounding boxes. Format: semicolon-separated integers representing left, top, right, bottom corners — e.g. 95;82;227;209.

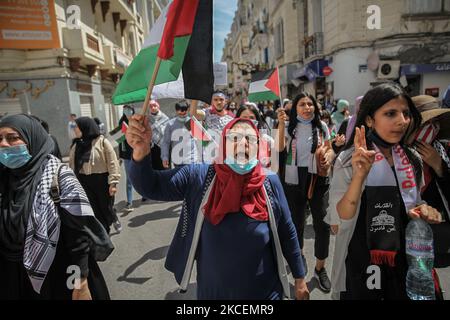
405;219;435;300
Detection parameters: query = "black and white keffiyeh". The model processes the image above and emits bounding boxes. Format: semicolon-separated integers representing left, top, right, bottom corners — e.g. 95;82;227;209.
23;155;95;293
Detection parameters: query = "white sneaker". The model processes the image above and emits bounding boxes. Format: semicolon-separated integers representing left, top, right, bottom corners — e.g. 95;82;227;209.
113;221;122;233
124;203;134;212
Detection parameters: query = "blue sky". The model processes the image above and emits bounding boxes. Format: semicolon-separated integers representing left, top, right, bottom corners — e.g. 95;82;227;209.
213;0;238;62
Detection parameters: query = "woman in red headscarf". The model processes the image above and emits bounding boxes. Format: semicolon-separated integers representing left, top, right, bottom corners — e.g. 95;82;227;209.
125;116;309;300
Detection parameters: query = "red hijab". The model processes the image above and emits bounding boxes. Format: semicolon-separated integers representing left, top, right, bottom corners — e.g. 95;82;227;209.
202;118;268;225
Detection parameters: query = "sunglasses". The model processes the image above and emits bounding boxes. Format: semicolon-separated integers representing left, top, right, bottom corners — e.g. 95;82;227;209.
176;107;188;112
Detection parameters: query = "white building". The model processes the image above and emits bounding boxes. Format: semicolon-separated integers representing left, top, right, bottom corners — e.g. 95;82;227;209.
0;0;162;154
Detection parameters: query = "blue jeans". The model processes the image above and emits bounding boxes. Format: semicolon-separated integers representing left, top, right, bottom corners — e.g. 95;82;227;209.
123;159;133;204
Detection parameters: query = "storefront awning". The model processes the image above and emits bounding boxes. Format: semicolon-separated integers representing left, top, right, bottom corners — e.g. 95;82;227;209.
293;59;329;82
401;62;450;75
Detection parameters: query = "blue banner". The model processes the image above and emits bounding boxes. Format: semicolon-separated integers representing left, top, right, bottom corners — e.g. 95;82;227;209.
401;62;450;75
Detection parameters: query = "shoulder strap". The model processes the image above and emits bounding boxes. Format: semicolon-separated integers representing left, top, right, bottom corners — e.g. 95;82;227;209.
50;163;67;204
262;178;291;299
202;165;216;194
179;165;216;292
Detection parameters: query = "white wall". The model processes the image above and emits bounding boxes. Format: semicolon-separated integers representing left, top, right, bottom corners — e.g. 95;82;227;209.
329;47;377;112
422;72;450;102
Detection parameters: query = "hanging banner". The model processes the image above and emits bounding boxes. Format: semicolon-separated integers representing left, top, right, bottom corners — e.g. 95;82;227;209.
213;62;228;86
0;0;60;49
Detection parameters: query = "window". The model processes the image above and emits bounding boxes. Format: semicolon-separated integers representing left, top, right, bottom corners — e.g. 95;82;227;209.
407;0;450;14
311;0;323;33
274;21;284;58
264;47;269;64
86;34;100;52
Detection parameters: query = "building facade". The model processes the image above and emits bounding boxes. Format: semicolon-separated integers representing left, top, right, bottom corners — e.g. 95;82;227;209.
299;0;450;110
223;0;450;109
0;0;163;155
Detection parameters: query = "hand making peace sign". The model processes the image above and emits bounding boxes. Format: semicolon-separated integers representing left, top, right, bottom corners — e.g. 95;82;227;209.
351;125;376;180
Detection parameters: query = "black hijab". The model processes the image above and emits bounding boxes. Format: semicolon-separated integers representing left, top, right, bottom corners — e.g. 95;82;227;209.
0;114;55;259
73;117;100;176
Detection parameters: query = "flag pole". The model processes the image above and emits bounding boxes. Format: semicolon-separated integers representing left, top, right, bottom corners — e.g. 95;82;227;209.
141;56;162;115
276;65;282;103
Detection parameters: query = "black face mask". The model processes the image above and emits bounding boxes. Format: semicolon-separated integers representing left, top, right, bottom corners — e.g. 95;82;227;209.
367;128;396;148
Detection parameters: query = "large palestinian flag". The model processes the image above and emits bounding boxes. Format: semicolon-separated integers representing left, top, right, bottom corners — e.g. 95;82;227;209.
248;68;280;102
112;0;214;105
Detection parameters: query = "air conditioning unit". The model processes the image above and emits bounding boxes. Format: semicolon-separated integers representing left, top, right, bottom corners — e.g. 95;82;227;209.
377;60;401;79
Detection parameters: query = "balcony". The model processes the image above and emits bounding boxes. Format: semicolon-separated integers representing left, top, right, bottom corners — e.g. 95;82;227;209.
63;27;105;66
114;47;132;73
102;45;117;72
110;0;135;21
251;30;268;49
304;32;324;60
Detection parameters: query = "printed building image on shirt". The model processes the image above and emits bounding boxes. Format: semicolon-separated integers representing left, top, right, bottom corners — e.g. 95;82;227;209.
370;210;396;233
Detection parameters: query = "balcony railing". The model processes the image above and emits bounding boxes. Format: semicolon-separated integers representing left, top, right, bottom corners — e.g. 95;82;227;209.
86;34;100;52
304;32;324;59
63;27;104;66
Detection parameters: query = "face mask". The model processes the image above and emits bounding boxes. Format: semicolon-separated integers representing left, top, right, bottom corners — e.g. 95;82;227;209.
224;157;258;175
123;109;133;117
297;115;313;124
176;115;188;122
0;144;32;169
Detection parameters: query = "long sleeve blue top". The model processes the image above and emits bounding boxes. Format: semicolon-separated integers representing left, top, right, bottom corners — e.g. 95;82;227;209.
128;155;305;298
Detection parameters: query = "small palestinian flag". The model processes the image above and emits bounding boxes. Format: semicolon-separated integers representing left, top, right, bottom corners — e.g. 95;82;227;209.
248;68;280;103
190;116;212;141
109;122;128;145
112;0;213;105
414;122;439;144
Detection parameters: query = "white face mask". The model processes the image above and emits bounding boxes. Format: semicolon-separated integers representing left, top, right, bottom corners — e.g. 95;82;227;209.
176;115;188;122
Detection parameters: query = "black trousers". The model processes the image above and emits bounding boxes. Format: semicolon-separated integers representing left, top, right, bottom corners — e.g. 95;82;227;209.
151;145;164;170
78;173;114;234
283;167;330;260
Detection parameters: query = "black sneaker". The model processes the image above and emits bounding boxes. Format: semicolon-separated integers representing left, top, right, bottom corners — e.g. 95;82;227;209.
314;267;331;293
301;255;308;276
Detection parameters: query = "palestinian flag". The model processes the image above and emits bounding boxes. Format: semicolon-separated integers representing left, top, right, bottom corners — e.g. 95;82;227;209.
112;0;213;105
190;116;212;141
248;68;280;102
108;122;128;145
414;122;439;144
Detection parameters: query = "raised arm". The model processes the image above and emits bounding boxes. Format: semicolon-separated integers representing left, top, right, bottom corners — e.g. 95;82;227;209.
336;126;375;220
126;114;190;201
274;107;287;152
189;99;205;121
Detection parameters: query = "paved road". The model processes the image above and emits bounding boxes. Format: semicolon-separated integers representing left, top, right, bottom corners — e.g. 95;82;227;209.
99;163;449;300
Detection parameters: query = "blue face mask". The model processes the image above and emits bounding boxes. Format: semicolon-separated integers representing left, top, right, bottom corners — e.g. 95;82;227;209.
123;109;133;117
224;157;258;175
0;144;32;169
297;115;313;124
